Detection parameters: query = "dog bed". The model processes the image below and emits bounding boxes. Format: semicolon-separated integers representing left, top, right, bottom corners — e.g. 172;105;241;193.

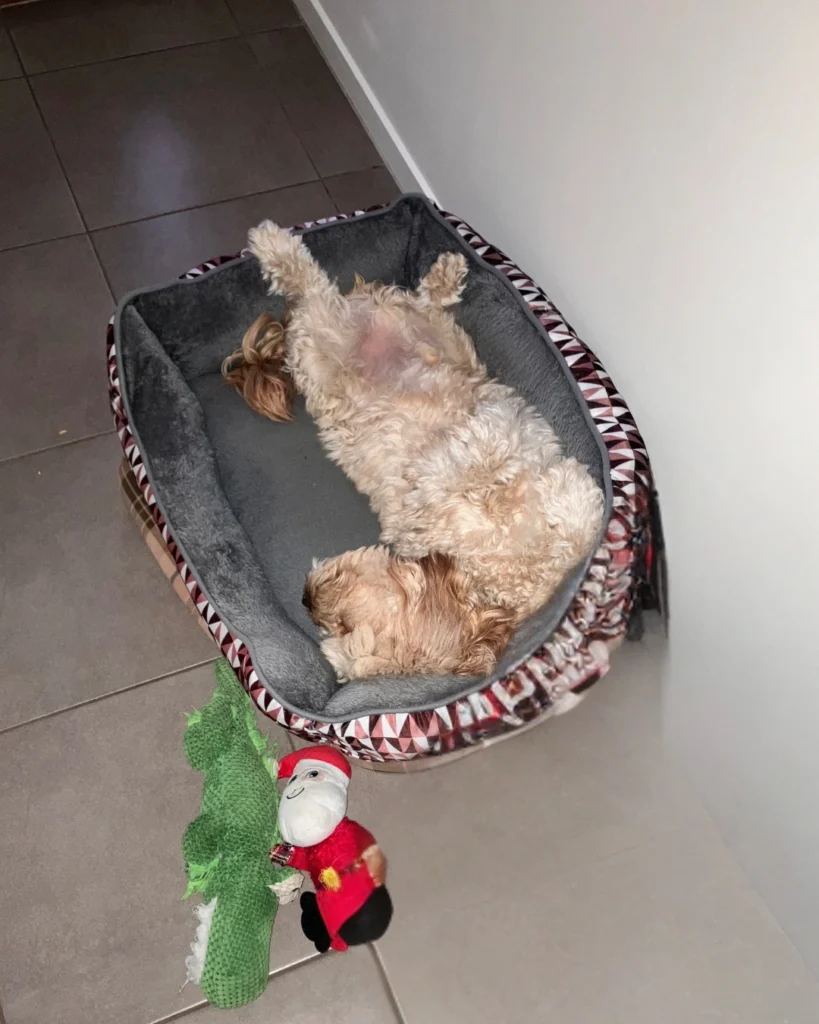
109;195;653;763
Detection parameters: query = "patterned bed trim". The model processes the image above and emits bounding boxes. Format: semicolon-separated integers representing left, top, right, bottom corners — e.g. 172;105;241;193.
107;204;652;762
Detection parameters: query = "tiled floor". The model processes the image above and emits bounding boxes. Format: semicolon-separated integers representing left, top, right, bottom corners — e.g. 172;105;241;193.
1;2;817;1022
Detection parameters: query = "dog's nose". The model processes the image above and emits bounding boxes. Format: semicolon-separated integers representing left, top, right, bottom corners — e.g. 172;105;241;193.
301;588;313;612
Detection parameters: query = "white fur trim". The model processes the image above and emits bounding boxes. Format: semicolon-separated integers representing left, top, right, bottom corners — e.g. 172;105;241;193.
269;872;303;904
184;897;217;986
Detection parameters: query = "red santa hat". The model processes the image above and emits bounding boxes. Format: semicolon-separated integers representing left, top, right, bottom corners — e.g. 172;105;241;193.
278;746;352;788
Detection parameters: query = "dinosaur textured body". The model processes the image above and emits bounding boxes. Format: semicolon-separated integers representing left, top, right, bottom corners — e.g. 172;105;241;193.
182;659;298;1009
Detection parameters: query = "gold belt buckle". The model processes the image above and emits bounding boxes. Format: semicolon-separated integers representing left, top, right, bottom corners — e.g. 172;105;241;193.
318;867;342;892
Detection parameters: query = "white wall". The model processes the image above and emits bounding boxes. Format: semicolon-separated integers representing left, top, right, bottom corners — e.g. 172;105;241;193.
299;0;819;972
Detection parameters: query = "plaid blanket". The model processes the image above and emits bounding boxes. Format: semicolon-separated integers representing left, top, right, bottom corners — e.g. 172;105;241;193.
119;460;211;639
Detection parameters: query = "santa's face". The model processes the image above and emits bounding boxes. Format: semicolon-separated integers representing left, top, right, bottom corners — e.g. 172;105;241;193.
278;765;348;847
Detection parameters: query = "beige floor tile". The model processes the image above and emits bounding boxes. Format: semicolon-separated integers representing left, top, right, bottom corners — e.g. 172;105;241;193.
375;822;819;1024
249;28;381;178
226;0;299;33
340;631;703;919
0;663;316;1024
189;948;399;1023
0;24;22;79
0;236;113;461
0;79;82;249
32;39;316;229
6;0;237;74
93;181;335;298
324;167;401;213
0;434;216;729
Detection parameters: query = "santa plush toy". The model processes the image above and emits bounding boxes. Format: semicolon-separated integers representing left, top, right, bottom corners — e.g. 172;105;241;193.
270;746;392;953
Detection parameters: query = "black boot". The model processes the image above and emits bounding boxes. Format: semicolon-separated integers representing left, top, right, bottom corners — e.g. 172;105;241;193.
300;891;332;953
338;887;393;946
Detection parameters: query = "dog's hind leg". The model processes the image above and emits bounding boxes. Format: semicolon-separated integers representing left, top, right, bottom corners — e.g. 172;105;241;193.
416;251;468;308
248;221;339;305
413;251;482;373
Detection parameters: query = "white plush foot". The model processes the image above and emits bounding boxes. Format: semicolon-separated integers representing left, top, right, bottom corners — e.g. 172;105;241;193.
269;872;303;904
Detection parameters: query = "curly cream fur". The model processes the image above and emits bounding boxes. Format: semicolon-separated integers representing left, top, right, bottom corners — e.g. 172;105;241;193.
244;221;605;680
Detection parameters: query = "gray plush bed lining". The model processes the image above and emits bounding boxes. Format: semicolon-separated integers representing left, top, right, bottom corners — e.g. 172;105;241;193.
115;196;611;720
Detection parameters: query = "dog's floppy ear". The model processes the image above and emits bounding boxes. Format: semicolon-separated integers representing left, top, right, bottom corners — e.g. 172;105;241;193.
222;312;294;422
457;604;517;677
322;624;391;682
415;553;516;677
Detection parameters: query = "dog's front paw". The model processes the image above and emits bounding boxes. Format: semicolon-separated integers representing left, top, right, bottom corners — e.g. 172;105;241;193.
247;220;293;287
248;219;288;248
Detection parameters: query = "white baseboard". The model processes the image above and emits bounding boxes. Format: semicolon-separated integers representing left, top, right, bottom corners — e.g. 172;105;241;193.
293;0;437;203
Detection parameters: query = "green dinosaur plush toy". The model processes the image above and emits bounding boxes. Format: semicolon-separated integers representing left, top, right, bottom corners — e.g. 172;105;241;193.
182;659;301;1009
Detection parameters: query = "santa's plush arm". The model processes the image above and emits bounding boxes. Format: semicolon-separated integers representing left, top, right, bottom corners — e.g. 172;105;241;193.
350;822;387;887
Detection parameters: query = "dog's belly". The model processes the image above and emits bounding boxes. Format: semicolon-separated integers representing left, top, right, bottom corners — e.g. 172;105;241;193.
356;319;410;378
348;308;458;390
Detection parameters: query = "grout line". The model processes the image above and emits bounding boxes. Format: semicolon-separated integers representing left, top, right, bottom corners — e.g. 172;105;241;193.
0;161;386;265
0;427;116;467
85;228;118;298
0;167;369;257
243;24;303;43
318;176;343;215
87;172;342;235
221;0;244;38
23;70;119;301
7;21;381;249
20;31;243;78
0;227;86;256
17;74;122;311
22;76;87;231
0;657;219;737
267;951;323;979
23;69;118;299
3;11;25;73
12;25;307;82
146;953;322;1024
245;28;325;192
144;995;209;1024
370;944;409;1024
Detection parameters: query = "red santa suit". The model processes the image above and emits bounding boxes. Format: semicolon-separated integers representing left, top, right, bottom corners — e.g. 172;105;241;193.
283;817;377;951
273;746;392;953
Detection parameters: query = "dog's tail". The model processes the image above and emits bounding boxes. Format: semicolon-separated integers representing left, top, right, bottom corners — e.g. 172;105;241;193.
222;312;295;422
247;220;335;303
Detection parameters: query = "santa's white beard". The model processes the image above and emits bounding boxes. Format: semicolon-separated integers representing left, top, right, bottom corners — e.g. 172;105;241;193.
278;781;346;847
